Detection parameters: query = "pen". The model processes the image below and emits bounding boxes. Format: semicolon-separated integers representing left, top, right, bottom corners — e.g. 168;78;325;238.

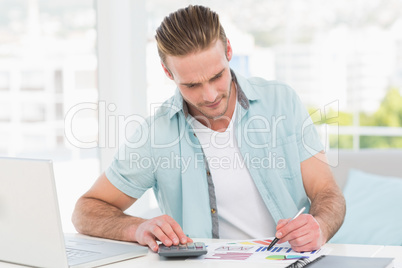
267;206;306;251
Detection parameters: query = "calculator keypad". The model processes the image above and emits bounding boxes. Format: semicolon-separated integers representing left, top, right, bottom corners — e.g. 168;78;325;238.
158;242;207;257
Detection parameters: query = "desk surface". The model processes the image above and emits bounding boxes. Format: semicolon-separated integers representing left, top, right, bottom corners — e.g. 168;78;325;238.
0;239;400;268
103;240;396;268
375;246;402;267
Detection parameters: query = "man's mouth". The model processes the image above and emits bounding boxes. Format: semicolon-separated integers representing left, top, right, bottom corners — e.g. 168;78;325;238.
205;98;222;108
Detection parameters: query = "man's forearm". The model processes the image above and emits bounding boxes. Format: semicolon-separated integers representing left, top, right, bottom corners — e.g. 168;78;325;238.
309;186;346;242
72;197;146;242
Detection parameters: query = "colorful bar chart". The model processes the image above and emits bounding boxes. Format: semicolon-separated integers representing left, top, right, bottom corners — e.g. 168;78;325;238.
239;239;273;246
253;239;273;245
215;246;253;252
197;238;327;263
255;247;266;252
266;255;309;260
205;252;253;261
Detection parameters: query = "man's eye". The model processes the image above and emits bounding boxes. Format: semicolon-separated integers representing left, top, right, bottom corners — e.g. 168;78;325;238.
212;74;222;81
186;84;196;88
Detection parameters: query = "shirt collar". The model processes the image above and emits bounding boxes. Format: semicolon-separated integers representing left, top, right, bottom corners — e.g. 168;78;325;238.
168;69;261;119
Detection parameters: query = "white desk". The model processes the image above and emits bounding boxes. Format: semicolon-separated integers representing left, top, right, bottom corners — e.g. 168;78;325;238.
0;239;399;268
375;246;402;268
101;240;396;268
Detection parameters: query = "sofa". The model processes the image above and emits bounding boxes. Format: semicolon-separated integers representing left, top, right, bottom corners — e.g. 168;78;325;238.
326;149;402;245
327;149;402;190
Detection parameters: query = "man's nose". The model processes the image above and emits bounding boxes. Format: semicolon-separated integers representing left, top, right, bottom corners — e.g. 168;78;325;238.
202;84;218;103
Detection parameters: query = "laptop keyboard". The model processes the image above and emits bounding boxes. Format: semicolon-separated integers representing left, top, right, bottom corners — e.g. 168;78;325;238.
66;247;98;261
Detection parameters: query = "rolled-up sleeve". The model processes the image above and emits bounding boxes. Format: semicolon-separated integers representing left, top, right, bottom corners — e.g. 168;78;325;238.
291;90;325;162
105;120;156;199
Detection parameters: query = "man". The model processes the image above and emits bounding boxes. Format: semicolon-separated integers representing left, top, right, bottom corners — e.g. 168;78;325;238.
72;5;345;253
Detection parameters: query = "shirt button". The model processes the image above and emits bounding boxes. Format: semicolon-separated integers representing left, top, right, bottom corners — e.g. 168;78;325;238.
193;133;197;137
211;208;216;214
206;171;211;176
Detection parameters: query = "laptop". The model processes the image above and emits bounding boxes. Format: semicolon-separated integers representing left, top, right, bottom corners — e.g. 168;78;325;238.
0;157;148;268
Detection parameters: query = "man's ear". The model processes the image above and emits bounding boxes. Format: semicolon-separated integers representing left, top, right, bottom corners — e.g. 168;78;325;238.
161;61;174;80
226;38;233;62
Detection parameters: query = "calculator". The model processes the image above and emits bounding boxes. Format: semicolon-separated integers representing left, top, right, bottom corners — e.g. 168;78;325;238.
158;242;207;257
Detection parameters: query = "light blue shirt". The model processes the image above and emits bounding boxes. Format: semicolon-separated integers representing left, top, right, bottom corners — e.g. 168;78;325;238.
105;71;324;238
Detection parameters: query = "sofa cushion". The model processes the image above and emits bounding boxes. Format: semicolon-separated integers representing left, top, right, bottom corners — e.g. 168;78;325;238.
330;169;402;245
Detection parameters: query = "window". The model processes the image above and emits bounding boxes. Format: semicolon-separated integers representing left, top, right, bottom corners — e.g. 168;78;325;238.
0;102;11;122
0;71;9;91
21;102;46;122
75;70;97;90
0;0;99;232
20;70;45;91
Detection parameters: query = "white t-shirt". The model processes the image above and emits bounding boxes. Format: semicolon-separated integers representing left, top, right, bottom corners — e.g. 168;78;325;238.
188;101;276;239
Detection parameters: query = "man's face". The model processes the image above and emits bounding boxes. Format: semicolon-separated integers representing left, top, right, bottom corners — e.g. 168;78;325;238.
162;39;234;120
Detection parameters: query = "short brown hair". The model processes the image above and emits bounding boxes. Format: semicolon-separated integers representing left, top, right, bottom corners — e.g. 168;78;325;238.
155;5;227;65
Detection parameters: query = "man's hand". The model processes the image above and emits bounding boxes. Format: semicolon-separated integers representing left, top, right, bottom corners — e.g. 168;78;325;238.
134;215;193;252
275;214;326;252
